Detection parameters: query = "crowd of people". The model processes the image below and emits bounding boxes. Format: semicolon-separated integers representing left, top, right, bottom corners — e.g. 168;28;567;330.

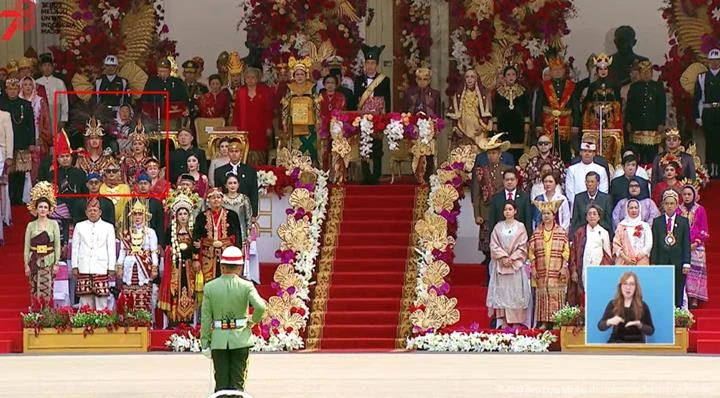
0;25;713;335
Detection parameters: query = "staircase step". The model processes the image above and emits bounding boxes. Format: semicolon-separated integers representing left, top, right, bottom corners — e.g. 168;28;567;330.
330;285;403;299
335;246;408;259
344;195;415;208
0;340;13;354
331;271;405;285
0;331;22;352
323;311;399;325
692;309;720;317
696;317;720;330
337;232;410;247
332;258;407;272
341;220;412;233
344;185;416;196
322;324;397;339
450;286;489;302
326;298;400;312
0;317;21;330
0;295;30;308
696;339;720;354
320;337;397;350
343;208;414;221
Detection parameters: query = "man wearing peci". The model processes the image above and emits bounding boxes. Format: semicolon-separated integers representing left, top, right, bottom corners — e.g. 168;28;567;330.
651;190;691;308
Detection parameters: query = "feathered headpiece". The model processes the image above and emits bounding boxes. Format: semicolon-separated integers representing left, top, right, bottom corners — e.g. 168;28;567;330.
545;47;566;69
533;199;564;215
84;116;105;137
288;56;313;73
593;53;613;68
27;181;57;215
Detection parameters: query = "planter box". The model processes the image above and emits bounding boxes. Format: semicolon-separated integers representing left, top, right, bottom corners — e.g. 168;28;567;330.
23;327;149;353
560;326;688;353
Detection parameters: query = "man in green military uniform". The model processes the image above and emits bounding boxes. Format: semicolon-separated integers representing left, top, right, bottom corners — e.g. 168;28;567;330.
182;60;208;121
141;57;189;131
201;246;266;393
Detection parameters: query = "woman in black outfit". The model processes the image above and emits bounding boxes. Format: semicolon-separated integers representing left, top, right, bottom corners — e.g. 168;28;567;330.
598;271;655;343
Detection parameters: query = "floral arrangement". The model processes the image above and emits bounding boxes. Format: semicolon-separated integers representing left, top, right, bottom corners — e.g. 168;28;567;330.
675;308;695;328
21;296;151;337
49;0;176;79
446;0;575;95
398;0;433;93
240;0;367;79
407;325;557;352
249;148;329;351
164;324;202;352
255;165;294;197
552;305;585;327
409;146;476;336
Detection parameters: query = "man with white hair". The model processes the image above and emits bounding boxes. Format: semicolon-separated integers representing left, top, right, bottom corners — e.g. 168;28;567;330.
694;48;720;178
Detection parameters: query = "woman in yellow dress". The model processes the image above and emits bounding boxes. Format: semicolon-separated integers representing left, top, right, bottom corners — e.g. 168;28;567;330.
24;182;61;303
528;199;570;330
99;158;131;235
281;56;320;164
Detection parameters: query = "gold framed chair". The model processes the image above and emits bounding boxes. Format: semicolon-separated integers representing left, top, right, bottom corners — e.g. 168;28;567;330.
207;129;249;162
581;129;623;166
194;117;227;152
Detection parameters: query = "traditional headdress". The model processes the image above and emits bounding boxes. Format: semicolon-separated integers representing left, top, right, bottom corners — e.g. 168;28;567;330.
545;47;566;69
6;59;18;75
662;189;679;203
55;129;73;156
128;124;148;145
593;53;613;68
144;157;160;168
217;51;230;64
27;181;56;215
479;132;511;152
361;44;386;61
17;57;34;70
192;56;205;69
228;138;243;151
533;199;564;214
84;117;105;137
665;128;680;139
227;51;245;75
136;173;151;183
637;60;653;71
288;56;313;73
4;78;19;89
681;177;701;194
415;67;432;79
39;53;53;66
178;173;196;183
324;55;344;69
165;188;200;215
130;199;151;220
205;187;224;199
580;141;597;151
157;57;171;70
220;246;244;265
87;172;102;181
86;196;101;210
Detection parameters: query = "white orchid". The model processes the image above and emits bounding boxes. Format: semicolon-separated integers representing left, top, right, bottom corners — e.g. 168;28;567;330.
359;116;375;159
385;119;405;151
102;7;120;27
522;38;549;59
407;331;556;352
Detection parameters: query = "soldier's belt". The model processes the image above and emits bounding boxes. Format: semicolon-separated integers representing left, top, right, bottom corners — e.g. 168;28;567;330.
213;319;247;330
703;102;720;108
31;245;53;255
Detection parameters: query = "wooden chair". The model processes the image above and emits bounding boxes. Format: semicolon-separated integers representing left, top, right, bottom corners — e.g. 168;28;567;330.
207;129;249;162
194;117;227;152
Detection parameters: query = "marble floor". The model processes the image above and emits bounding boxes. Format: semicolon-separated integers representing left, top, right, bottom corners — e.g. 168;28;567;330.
0;352;719;398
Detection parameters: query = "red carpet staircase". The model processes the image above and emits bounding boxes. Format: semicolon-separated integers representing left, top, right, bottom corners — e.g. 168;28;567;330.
315;185;416;350
0;206;32;353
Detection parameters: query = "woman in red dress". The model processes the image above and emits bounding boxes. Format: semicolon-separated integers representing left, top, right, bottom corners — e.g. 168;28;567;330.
198;74;231;121
653;161;684;207
145;158;168;196
317;75;347;170
233;67;274;166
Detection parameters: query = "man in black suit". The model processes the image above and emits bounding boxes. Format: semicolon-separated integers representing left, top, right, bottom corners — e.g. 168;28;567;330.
354;44;391;184
570;171;613;237
651;190;691;308
609;153;651;207
213;139;259;217
488;169;533;237
169;128;208;183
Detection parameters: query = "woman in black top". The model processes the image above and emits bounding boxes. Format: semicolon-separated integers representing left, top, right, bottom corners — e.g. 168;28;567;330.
598;271;655;343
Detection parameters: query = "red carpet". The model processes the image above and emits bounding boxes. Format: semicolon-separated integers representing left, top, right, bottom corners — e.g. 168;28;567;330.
448;264;490;329
690;182;720;353
0;206;32;353
317;184;416;350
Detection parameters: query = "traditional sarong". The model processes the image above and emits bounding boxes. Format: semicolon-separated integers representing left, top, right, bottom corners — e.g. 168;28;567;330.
125;265;152;311
28;231;55;300
158;247;196;323
687;246;708;301
76;274;110;296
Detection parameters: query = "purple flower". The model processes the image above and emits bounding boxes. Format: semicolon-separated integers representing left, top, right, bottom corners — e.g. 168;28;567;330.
71;11;82;20
270;318;281;328
450;162;464;171
285;208;295;215
82;11;94;20
289;168;301;181
275;249;296;263
469;322;480;332
294;208;306;220
286;286;296;295
439;209;459;224
271;282;279;289
432;248;452;263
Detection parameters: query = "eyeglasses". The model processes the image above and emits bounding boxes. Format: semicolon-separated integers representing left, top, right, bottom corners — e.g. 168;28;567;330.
106;169;119;173
538;141;551;146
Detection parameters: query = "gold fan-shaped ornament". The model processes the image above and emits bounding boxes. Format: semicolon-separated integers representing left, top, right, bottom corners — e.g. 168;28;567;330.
27;181;56;215
289;188;316;212
680;62;708;95
670;2;712;59
277;148;313;172
431;184;459;213
415;213;451;251
118;2;156;65
273;264;304;292
71;73;93;102
518;145;539;168
304;40;336;69
410;290;460;329
118;62;149;100
448;145;476;173
57;0;86;42
422;260;451;288
278;217;312;252
332;0;361;22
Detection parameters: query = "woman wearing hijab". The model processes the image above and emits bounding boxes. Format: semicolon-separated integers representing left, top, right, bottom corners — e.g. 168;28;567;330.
678;183;709;309
19;76;51;184
612;177;660;229
613;198;653;265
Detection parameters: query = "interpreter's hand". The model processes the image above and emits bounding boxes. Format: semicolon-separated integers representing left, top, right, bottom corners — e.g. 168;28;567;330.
193;261;201;272
606;316;625;326
571;271;578;283
475;216;484;225
24;265;30;278
625;320;642;328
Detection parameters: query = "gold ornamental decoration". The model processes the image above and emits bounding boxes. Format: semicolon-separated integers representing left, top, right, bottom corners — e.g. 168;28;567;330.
278;216;313;253
430;184;459;213
415;213;452;251
409;291;460;330
289;188;316;212
422;261;451;289
447;145;476;172
680;62;708;95
277;148;313;173
669;2;712;59
273;264;304;292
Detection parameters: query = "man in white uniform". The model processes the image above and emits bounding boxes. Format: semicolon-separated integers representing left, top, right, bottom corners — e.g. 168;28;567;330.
566;140;609;210
35;53;68;138
71;197;116;309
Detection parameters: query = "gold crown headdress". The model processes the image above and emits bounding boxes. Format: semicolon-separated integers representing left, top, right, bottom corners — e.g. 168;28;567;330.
638;60;653;71
84;117;105;137
18;57;34;70
130;199;152;221
593;53;613;68
532;199;564;215
288;56;313;73
27;181;56;216
165;189;200;214
681;177;701;194
128;120;148;145
665;128;680;138
227;51;245;75
415;67;432;79
6;58;18;74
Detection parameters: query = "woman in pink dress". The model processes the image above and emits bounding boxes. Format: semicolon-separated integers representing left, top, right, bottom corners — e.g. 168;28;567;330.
19;76;51;184
678;184;709;308
177;154;208;198
613;198;653;265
